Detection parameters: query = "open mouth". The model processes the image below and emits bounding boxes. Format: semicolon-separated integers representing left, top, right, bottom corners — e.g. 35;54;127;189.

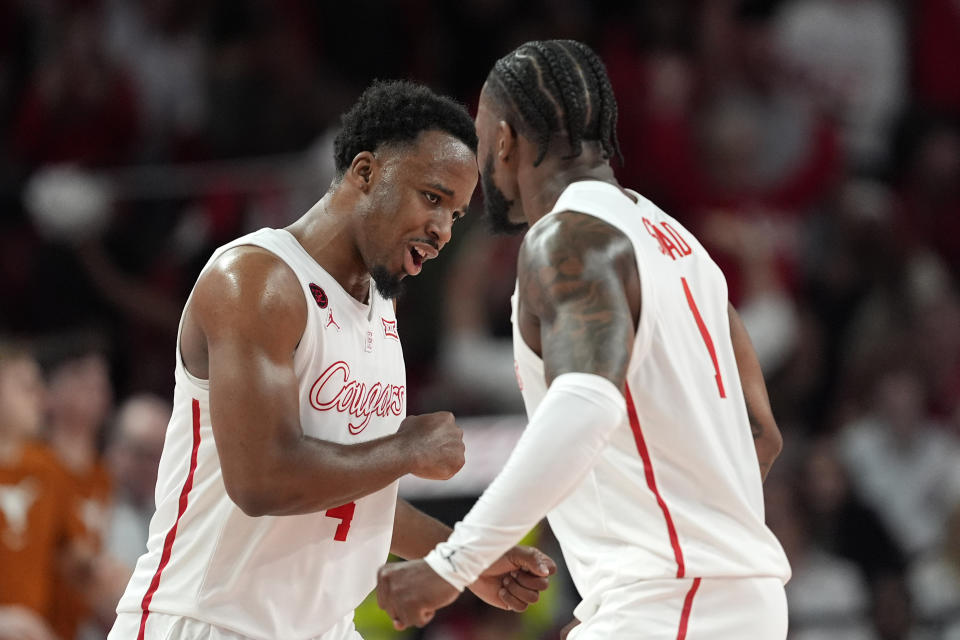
410;245;425;268
403;244;426;276
402;241;438;277
405;241;439;275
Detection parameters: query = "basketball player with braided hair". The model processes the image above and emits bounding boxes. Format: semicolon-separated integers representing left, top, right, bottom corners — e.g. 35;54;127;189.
377;41;791;639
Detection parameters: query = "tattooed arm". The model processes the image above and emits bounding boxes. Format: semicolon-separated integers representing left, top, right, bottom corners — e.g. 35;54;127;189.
518;211;640;387
728;303;782;482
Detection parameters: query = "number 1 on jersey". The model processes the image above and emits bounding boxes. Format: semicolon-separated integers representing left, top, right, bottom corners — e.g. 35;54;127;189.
325;502;356;541
681;277;727;398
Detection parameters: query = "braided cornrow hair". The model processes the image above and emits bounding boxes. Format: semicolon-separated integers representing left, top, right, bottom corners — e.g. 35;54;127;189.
486;40;623;167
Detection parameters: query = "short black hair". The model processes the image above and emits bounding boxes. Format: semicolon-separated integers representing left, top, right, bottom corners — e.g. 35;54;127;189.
333;80;478;178
486;40;622;167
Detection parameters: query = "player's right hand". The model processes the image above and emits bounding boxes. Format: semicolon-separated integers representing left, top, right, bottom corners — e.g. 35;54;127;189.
397;411;465;480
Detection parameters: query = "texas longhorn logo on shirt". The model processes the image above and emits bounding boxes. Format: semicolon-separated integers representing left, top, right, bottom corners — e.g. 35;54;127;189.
309;360;405;434
0;478;38;550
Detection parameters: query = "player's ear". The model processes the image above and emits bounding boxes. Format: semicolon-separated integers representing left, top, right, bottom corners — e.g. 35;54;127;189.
497;120;517;164
347;151;376;193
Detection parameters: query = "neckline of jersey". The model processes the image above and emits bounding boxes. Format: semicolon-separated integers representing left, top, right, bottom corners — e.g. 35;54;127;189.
275;228;376;318
531;180;643;234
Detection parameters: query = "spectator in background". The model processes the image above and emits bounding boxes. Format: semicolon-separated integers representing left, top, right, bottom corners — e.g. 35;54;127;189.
105;393;170;568
774;0;906;170
799;178;900;430
910;500;960;639
799;437;906;583
102;0;207;162
44;344;115;639
839;369;960;556
870;575;917;640
694;0;840;298
765;477;875;640
641;0;842;229
0;341;59;640
913;289;960;425
799;437;919;639
203;1;324;159
10;10;138;169
894;114;960;280
708;0;841;212
431;227;525;416
624;2;841;376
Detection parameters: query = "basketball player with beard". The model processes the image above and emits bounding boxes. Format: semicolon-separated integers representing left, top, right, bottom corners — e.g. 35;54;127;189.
377;42;791;639
109;80;555;640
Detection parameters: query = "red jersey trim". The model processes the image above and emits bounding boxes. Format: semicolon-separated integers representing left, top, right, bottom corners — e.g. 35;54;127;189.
681;277;726;398
676;577;701;639
624;383;686;578
137;398;202;640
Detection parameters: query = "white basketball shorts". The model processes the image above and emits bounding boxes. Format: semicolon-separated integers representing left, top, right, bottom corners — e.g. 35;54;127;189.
108;610;362;640
569;576;787;640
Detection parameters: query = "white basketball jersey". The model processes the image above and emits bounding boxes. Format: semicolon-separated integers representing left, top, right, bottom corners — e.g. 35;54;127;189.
512;181;791;601
115;229;406;640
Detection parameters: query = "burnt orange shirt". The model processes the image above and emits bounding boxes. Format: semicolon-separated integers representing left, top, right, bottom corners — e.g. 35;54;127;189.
0;443;83;620
49;457;112;640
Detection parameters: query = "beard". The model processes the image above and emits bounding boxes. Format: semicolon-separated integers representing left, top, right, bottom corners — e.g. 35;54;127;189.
482;155;527;236
371;264;405;300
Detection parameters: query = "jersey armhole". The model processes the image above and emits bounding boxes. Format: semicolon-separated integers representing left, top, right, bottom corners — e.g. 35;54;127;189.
175;241;313;390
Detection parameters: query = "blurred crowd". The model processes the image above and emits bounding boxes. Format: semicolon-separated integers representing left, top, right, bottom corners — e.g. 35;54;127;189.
1;0;959;638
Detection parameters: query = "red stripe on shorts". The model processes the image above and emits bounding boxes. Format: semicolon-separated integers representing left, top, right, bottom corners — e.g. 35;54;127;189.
625;383;686;578
137;398;202;640
676;577;702;640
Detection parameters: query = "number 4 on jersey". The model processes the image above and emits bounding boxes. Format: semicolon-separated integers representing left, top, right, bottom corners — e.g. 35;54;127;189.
325;502;355;541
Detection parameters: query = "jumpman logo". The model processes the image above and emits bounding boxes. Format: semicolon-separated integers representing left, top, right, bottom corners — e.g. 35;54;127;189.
325;309;341;332
0;478;39;550
441;548;459;572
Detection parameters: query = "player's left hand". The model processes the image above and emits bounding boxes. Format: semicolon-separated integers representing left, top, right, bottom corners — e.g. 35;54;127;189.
468;545;556;611
377;546;556;630
377;559;458;630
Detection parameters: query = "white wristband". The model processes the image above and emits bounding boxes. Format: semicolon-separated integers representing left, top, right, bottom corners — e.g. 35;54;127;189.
425;372;626;590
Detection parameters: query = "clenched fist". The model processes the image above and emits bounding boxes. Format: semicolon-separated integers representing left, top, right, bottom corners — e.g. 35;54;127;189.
397;412;465;480
376;546;556;630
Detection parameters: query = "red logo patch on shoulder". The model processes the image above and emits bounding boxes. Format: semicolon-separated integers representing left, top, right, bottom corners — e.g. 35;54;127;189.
381;318;399;341
309;283;328;308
